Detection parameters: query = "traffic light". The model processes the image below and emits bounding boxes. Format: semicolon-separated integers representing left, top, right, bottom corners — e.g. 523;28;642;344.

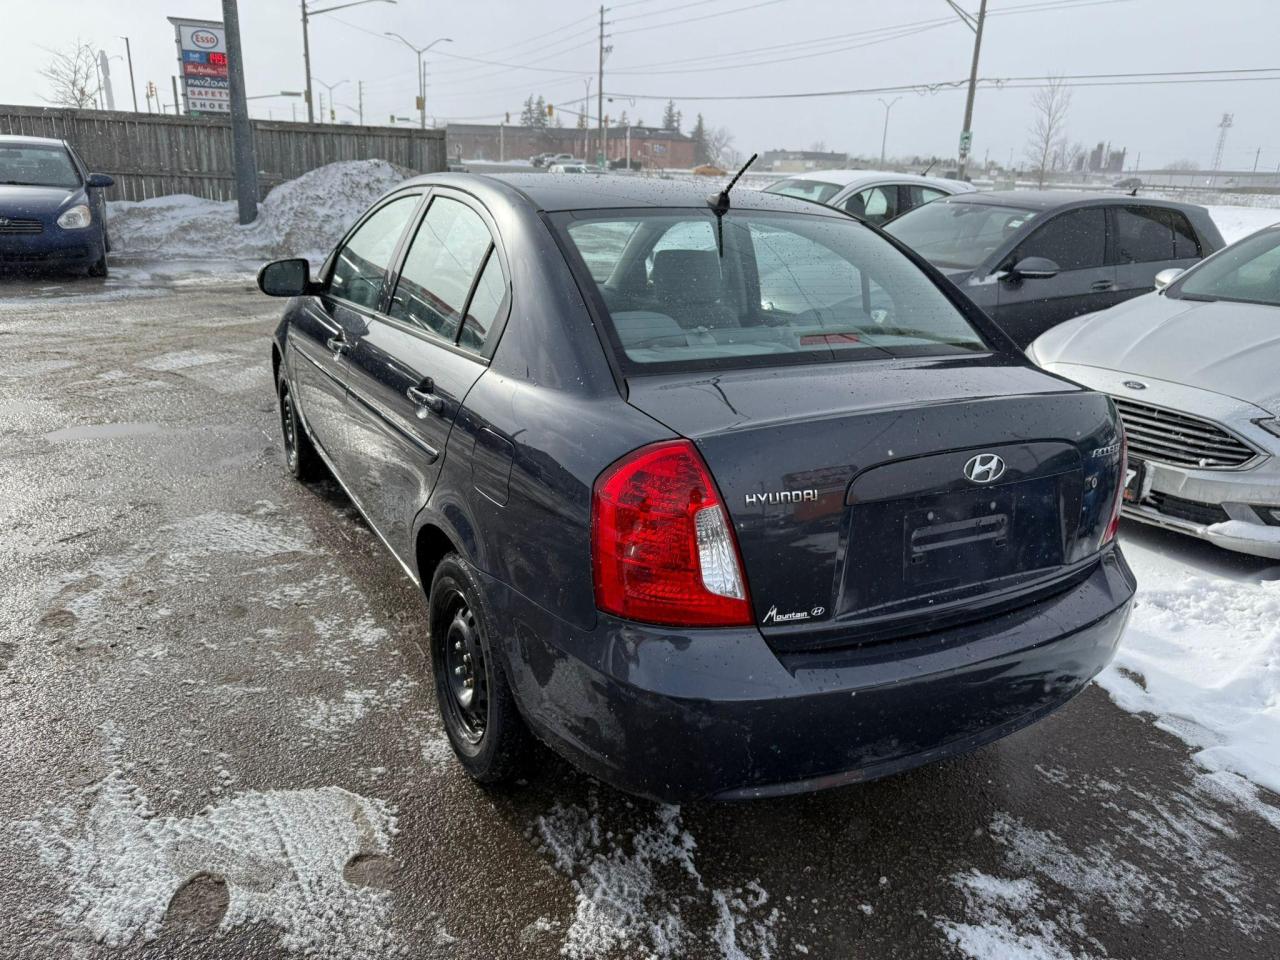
546;103;553;117
504;112;510;124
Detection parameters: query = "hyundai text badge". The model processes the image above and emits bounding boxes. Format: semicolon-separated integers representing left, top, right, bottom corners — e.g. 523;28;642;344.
963;453;1006;484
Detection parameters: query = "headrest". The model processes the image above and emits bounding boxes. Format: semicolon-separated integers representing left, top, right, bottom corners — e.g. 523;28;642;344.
652;249;724;302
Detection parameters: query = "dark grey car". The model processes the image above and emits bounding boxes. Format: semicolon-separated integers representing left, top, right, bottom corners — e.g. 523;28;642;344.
885;191;1224;348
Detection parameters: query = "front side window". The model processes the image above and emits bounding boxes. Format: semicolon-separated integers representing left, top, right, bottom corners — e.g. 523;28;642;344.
885;200;1038;270
389;196;494;341
1015;207;1106;271
763;179;842;204
557;209;986;371
1170;229;1280;307
329;195;418;310
0;143;80;189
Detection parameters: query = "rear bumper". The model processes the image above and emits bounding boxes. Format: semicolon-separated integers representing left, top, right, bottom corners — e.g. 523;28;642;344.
485;546;1136;802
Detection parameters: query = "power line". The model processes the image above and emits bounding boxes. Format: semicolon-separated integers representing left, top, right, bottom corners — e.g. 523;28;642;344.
611;0;786;36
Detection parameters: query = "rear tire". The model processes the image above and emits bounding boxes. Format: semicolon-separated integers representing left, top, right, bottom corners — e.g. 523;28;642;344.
277;376;321;481
429;554;531;784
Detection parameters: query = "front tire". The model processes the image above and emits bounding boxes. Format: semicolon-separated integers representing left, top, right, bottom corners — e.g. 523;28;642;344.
277;376;321;481
87;254;108;278
429;554;530;783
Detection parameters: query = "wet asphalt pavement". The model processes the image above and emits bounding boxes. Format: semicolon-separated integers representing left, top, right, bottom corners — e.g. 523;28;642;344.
1;267;1278;960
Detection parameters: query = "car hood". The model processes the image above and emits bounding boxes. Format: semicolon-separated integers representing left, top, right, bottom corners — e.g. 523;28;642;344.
1032;292;1280;412
0;184;84;217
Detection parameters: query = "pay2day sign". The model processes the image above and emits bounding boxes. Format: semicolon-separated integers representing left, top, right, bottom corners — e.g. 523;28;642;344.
168;17;229;116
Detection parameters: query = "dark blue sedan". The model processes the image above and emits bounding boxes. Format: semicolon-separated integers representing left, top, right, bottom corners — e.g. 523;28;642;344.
0;135;114;276
258;173;1136;801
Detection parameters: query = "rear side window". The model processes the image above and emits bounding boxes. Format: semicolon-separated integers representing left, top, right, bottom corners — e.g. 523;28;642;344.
557;209;987;372
389;196;493;341
459;251;507;352
843;186;898;225
329;195;419;309
908;185;948;207
1016;207;1105;271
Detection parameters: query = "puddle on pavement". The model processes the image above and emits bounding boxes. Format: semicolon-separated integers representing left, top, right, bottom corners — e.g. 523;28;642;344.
44;422;164;442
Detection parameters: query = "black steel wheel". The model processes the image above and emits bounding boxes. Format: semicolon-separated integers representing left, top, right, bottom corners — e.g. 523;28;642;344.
429;554;531;782
277;377;321;481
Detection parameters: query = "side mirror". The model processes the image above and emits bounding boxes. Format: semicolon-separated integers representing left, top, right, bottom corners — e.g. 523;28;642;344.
1153;267;1183;291
86;173;114;189
257;258;316;297
1009;256;1060;281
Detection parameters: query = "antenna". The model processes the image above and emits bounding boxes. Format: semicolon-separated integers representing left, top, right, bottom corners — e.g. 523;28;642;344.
707;152;757;256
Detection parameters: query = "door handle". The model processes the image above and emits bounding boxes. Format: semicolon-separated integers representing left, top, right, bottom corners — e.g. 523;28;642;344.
326;332;348;355
407;379;444;415
1090;280;1115;292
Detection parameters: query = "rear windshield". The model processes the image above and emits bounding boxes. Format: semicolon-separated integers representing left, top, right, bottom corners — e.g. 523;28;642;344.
555;208;987;373
0;143;80;189
886;199;1038;270
762;179;842;204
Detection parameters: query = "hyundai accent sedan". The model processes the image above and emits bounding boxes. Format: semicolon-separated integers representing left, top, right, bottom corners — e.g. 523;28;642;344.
259;173;1135;801
1029;223;1280;559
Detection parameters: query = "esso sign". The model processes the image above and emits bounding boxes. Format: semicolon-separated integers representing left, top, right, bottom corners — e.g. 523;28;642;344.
191;30;219;49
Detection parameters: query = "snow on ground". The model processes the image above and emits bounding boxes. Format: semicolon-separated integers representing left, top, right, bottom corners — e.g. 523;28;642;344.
1202;205;1279;243
107;159;411;266
1099;534;1280;798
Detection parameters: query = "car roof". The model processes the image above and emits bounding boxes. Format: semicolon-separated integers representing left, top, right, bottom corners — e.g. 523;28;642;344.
406;171;849;215
0;134;67;147
768;169;973;191
942;189;1203;212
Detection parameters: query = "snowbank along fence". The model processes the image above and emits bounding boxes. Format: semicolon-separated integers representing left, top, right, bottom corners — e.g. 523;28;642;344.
0;104;447;202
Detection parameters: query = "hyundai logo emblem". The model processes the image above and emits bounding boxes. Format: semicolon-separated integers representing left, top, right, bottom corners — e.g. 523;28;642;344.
1122;380;1148;391
963;453;1006;484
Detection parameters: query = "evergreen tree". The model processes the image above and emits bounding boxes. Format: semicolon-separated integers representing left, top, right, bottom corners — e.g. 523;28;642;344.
519;95;537;126
662;99;680;132
533;96;548;128
691;113;710;165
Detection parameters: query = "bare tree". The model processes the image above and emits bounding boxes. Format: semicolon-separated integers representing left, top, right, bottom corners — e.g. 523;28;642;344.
40;41;101;109
1023;76;1072;188
705;126;736;166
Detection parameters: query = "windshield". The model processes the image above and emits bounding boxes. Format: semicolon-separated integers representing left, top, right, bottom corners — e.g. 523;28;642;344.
0;143;80;189
555;208;987;372
762;178;842;204
885;199;1037;270
1170;228;1280;307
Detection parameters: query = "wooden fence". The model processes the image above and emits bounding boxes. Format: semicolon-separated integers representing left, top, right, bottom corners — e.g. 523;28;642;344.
0;104;447;202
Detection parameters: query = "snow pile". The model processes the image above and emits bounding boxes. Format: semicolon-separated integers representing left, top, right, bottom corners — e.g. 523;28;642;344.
1097;553;1280;795
23;768;398;957
532;797;778;959
107;159;412;264
1203;205;1280;244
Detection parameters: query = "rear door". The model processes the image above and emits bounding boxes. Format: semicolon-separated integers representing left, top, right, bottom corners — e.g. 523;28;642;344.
1109;204;1205;298
289;192;422;470
993;206;1115;347
338;189;510;558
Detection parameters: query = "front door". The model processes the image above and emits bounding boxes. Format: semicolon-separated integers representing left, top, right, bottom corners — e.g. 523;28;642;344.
993;206;1116;347
340;190;510;559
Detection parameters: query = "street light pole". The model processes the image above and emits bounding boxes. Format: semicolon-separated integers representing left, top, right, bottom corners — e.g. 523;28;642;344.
384;34;451;131
301;0;397;125
316;77;348;123
877;96;901;167
120;37;139;112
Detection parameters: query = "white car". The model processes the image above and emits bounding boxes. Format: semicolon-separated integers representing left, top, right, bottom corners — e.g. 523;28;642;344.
1028;223;1280;558
762;169;976;226
548;163;591;174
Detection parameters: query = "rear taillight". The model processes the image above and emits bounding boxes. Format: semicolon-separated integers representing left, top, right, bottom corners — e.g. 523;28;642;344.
592;439;752;627
1102;429;1127;545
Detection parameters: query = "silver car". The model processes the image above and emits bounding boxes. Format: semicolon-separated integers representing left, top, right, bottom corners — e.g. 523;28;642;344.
1028;223;1280;558
762;169;975;226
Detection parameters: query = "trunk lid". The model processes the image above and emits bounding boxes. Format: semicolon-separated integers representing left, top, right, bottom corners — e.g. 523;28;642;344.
626;356;1123;650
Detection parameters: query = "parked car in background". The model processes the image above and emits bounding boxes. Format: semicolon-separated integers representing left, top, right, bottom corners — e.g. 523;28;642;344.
258;173;1134;801
547;163;593;174
0;134;114;277
885;191;1224;348
762;169;975;225
1028;223;1280;558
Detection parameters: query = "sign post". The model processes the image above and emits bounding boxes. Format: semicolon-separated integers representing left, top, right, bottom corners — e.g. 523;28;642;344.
167;17;230;117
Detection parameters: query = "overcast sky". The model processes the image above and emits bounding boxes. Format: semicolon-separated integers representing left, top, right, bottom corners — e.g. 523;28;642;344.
6;0;1279;171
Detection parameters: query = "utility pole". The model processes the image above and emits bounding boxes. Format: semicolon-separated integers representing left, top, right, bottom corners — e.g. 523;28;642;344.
302;0;397;125
955;0;987;181
1253;146;1261;173
171;76;181;115
877;96;900;166
121;37;139;112
223;0;260;224
597;5;605;167
358;80;364;125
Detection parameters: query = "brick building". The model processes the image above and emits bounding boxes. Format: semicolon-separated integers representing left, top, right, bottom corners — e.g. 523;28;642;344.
446;123;696;169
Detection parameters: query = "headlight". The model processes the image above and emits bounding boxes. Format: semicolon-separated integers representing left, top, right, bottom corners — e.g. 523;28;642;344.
1254;418;1280;440
57;204;92;229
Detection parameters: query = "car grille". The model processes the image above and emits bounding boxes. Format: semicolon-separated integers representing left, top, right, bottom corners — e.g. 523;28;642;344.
1144;492;1230;526
0;218;44;235
1112;397;1259;469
